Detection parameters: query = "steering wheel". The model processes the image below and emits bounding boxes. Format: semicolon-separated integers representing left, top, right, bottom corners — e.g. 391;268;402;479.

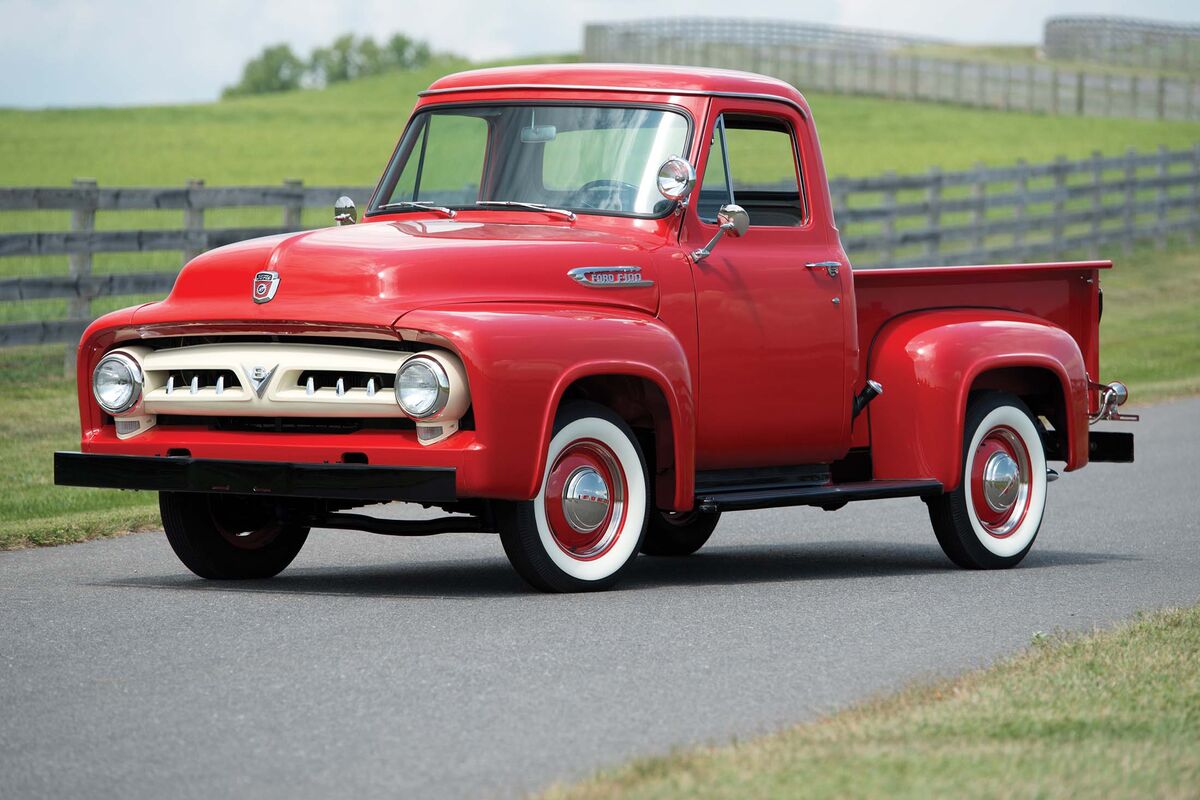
569;180;640;212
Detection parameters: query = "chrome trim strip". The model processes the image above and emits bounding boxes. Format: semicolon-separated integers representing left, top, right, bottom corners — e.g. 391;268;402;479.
418;84;808;119
567;266;655;289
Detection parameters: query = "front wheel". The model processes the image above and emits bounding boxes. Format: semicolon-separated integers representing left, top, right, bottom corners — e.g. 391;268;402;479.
498;403;649;592
160;492;309;579
927;392;1048;569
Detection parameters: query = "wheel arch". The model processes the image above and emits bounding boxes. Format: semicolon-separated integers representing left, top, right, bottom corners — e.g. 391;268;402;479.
548;366;693;512
866;309;1089;490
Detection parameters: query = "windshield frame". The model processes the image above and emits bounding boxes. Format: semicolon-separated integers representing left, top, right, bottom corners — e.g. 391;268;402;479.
367;100;695;221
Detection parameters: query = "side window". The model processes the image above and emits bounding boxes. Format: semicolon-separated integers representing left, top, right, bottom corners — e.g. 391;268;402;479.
698;114;806;227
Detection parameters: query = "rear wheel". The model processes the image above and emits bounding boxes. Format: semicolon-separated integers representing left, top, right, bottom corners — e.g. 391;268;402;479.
927;392;1047;569
499;403;649;592
640;508;721;556
160;492;309;579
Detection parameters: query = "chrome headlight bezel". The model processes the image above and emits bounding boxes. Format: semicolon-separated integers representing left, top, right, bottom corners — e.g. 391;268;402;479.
92;352;143;415
394;355;450;419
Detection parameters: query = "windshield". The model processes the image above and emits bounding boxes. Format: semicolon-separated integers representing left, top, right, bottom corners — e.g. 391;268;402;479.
372;104;691;218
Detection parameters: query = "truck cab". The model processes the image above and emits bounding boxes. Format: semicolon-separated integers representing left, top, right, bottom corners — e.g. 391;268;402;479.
56;64;1136;592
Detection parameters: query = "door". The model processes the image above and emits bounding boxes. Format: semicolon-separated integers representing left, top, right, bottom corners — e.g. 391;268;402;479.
683;100;850;469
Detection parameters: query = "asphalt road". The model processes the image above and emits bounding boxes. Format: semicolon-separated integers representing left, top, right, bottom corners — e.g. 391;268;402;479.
2;398;1198;799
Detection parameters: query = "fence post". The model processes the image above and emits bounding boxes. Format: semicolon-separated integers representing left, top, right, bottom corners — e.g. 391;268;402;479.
954;60;964;104
1089;151;1103;258
1052;156;1068;257
1051;69;1060;115
1187;79;1196;122
1190;144;1200;246
1075;71;1086;115
282;178;304;229
1155;76;1167;120
182;178;204;265
1014;159;1028;261
1156;144;1169;249
971;161;987;262
64;177;98;374
1123;147;1137;255
925;166;942;261
1131;76;1140;118
1003;64;1013;112
882;171;897;265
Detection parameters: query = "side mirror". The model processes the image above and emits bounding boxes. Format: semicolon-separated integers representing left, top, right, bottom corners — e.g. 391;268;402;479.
334;196;357;226
692;204;749;262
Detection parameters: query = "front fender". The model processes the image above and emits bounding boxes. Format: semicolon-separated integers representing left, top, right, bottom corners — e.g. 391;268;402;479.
395;303;695;508
867;309;1089;490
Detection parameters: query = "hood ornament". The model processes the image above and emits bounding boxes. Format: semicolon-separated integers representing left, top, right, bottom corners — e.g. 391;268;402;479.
253;270;280;304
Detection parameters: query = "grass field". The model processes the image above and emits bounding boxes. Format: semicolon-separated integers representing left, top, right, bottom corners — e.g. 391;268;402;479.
2;57;1198;547
543;603;1200;799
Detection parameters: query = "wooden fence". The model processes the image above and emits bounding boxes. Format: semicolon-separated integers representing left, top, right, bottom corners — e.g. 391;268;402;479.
1045;15;1200;74
2;145;1199;368
584;22;1200;121
0;180;373;368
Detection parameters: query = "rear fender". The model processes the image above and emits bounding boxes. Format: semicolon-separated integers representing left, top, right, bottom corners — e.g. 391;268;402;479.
396;304;695;509
866;309;1089;490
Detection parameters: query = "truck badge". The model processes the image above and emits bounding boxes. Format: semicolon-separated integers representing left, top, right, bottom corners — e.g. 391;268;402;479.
253;271;280;303
243;364;277;397
567;266;654;288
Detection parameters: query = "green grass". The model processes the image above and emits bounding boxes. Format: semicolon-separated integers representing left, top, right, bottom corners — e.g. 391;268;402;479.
0;345;160;550
543;603;1200;799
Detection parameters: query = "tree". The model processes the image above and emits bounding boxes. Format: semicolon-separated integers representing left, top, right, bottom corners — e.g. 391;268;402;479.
309;34;360;86
385;33;432;70
222;44;305;98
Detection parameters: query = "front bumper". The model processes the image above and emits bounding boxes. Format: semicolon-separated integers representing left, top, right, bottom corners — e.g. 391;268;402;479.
54;452;456;504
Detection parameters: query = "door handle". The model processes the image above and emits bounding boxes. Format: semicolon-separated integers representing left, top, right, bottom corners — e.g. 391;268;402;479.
805;261;842;277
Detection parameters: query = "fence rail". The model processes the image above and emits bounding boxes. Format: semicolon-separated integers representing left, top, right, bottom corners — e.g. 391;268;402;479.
584;20;1200;121
3;146;1199;367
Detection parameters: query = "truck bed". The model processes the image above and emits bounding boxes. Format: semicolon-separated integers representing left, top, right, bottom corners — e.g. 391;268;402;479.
852;260;1109;388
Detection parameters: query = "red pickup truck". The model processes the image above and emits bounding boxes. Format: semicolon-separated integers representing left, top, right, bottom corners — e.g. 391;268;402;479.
56;64;1137;592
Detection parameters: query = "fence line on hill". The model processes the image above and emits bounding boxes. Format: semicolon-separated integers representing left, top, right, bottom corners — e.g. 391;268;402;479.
583;21;1200;121
2;144;1199;368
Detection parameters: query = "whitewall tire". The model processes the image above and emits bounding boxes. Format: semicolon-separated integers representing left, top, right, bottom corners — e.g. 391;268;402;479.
499;402;649;592
928;392;1048;569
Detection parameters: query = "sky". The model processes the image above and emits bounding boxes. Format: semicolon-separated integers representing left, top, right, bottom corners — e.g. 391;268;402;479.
2;0;1199;108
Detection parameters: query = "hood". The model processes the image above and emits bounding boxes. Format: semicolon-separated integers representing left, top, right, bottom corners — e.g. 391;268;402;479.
134;218;666;331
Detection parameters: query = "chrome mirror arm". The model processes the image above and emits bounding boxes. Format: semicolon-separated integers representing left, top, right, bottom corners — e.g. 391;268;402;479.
692;222;735;263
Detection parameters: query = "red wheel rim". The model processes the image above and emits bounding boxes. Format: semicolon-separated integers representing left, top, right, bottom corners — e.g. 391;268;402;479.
207;497;283;550
969;425;1032;538
543;438;628;560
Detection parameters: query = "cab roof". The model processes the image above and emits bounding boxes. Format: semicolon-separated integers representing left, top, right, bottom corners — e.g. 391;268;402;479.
422;63;811;115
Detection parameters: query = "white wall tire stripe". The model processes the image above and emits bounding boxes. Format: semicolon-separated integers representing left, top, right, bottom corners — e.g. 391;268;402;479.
963;405;1047;558
532;416;647;582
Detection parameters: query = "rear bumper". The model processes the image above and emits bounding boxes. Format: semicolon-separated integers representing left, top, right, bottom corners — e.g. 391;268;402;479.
54;451;457;504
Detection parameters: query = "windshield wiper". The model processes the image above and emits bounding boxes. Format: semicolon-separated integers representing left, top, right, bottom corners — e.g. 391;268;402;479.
370;201;456;218
474;201;576;221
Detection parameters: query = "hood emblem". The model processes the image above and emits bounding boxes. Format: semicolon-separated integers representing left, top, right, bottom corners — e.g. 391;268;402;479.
243;364;277;398
253;271;280;303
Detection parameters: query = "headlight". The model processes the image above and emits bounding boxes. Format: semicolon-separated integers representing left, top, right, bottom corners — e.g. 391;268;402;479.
92;353;142;414
395;356;449;418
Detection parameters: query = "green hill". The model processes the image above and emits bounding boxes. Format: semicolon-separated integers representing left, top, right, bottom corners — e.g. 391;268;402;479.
4;56;1200;187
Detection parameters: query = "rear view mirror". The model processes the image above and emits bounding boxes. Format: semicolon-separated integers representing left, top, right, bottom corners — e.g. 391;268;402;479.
520;125;557;143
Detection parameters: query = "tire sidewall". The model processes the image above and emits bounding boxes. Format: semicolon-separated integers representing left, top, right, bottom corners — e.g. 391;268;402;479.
957;395;1047;563
531;410;648;583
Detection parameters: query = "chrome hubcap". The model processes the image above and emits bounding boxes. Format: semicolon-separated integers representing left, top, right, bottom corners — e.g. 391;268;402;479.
982;451;1021;512
562;466;610;533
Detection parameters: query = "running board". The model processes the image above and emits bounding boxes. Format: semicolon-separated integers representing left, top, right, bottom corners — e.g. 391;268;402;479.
697;479;943;513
